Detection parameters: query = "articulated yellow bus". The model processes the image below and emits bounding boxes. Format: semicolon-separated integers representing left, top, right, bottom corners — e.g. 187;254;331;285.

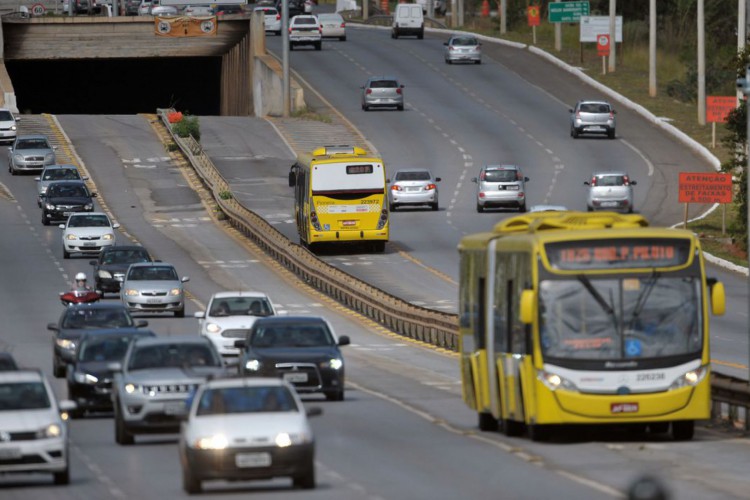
288;146;389;252
458;211;725;441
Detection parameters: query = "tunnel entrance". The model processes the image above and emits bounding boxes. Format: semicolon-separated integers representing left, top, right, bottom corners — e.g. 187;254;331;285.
6;57;221;115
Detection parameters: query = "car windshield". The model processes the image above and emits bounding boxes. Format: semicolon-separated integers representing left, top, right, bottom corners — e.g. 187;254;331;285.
250;323;334;347
62;308;134;329
538;275;702;360
78;336;133;362
43;169;80;181
483;169;519;182
294;17;316;25
127;343;220;370
0;382;50;411
210;297;273;317
370;80;398;88
0;111;13;121
69;215;110;227
595;175;626;186
48;184;87;198
196;386;298;416
580;103;610;113
17;139;50;150
395;171;431;181
102;249;150;265
127;266;178;281
452;37;478;46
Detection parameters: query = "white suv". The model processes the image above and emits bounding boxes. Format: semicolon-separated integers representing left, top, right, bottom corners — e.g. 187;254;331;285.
289;14;322;50
0;370;76;484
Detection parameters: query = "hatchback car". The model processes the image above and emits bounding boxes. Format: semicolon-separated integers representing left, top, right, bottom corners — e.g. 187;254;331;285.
584;171;636;213
60;212;120;259
8;134;56;175
387;168;440;211
0;108;18;144
317;13;345;40
48;302;149;377
255;6;281;34
570;100;617;139
0;370;76;485
120;262;190;317
444;35;481;64
236;316;350;401
41;180;96;226
35;164;86;208
90;245;154;294
196;291;278;357
361;76;404;111
472;164;529;212
179;377;320;493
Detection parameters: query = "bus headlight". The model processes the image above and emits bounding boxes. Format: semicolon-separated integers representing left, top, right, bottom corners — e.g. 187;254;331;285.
537;370;578;392
669;366;707;390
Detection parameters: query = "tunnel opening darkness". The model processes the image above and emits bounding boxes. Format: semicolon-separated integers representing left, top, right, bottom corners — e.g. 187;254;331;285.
7;57;221;115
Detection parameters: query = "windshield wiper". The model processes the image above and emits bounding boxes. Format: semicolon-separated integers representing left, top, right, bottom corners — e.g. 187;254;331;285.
577;274;619;337
627;270;661;331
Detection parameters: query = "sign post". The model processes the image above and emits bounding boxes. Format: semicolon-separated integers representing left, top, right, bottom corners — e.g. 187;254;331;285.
706;96;738;148
678;172;733;232
597;34;610;75
527;5;540;45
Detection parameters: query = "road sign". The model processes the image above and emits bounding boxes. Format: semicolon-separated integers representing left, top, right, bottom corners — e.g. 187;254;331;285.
597;34;610;56
527;5;540;26
548;1;589;23
30;3;45;15
678;172;733;204
579;16;623;43
706;96;737;123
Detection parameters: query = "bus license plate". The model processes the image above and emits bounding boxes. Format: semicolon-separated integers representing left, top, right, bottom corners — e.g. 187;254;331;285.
235;452;272;468
611;403;639;414
342;220;356;227
283;372;308;383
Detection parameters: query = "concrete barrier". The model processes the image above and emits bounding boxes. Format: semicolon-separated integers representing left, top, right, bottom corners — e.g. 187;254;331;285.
252;54;304;117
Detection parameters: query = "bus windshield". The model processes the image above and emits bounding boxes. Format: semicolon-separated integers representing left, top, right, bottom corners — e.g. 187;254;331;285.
538;274;702;360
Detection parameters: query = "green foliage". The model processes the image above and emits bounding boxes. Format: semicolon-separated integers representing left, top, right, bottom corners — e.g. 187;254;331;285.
172;115;201;141
219;190;233;200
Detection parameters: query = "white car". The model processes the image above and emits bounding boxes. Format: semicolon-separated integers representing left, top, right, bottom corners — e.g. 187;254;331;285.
137;0;152;14
179;377;321;494
150;0;178;15
317;13;345;41
0;108;18;144
254;6;281;35
0;370;77;485
60;212;120;259
195;291;279;357
289;14;322;51
183;4;213;15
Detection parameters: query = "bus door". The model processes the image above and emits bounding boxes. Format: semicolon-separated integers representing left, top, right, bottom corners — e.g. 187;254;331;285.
459;250;487;412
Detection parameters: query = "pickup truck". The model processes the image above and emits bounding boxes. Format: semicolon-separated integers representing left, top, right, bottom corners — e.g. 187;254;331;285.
289;14;322;51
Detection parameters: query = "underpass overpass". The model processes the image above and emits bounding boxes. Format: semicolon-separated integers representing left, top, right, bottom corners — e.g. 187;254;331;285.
0;14;265;115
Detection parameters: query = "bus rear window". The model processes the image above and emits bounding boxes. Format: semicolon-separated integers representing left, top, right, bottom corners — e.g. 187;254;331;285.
545;238;692;270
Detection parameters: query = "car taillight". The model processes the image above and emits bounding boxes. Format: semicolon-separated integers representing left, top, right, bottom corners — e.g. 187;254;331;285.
449;46;455;51
576;112;581;119
396;88;402;94
426;183;437;190
276;13;280;19
516;173;523;180
623;175;630;186
591;177;597;186
340;22;345;27
319;26;322;33
366;89;372;94
480;171;486;180
391;185;402;191
289;27;292;33
609;111;615;119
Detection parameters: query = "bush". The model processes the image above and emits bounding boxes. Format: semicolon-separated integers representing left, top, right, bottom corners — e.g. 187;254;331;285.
172;115;201;141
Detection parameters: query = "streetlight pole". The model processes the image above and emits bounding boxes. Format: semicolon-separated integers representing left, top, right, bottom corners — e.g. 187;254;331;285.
282;0;290;117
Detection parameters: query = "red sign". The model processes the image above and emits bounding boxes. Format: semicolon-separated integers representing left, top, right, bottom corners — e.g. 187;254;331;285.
527;5;540;26
678;172;733;204
706;96;737;123
597;34;610;56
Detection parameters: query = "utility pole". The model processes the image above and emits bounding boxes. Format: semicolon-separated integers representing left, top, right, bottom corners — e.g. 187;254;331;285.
363;0;368;21
608;0;616;72
282;0;290;117
648;0;656;96
737;66;750;383
500;0;506;34
697;0;705;125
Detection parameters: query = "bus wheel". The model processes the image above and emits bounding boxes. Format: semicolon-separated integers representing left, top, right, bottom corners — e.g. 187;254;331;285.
672;421;694;441
528;424;550;442
372;241;386;253
649;422;669;434
478;412;498;431
503;419;524;437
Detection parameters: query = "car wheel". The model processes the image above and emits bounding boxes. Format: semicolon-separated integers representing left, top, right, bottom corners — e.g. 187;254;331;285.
397;104;404;111
391;30;397;39
114;404;135;445
587;206;593;212
417;31;423;39
518;203;527;213
325;389;344;401
315;41;321;50
183;466;202;494
570;126;579;138
9;164;16;175
289;44;294;51
340;36;346;41
608;128;616;139
475;59;481;65
53;356;65;378
445;59;451;64
363;105;369;112
672;420;694;441
63;248;70;259
476;203;484;213
293;461;316;489
275;30;281;36
53;465;70;485
431;202;438;211
174;308;185;318
42;213;49;226
389;202;395;211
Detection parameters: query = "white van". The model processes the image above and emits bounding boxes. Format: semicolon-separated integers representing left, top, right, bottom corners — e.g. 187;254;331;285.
392;3;424;39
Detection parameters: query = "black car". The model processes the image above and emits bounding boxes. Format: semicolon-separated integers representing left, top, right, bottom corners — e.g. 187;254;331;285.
67;329;155;417
235;316;349;401
41;180;96;226
90;245;154;294
0;352;18;371
48;303;148;378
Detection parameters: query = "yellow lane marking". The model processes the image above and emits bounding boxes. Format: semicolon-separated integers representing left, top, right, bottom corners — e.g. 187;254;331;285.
711;359;748;370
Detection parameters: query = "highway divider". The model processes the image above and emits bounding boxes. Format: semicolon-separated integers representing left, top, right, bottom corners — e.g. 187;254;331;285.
157;108;749;432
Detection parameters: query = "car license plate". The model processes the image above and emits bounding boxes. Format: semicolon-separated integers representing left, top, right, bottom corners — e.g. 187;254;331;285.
83;242;96;246
164;402;186;415
406;187;419;192
503;185;519;190
0;448;22;459
146;298;163;304
283;372;308;383
235;452;272;468
601;201;619;207
590;126;605;131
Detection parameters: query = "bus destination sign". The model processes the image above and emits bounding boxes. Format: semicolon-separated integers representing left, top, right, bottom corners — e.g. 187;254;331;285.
545;238;692;270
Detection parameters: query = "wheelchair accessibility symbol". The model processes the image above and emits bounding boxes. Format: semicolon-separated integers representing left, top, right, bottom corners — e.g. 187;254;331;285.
625;338;642;357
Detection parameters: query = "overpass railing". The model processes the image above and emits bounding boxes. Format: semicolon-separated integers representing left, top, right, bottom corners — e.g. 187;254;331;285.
157;108;749;432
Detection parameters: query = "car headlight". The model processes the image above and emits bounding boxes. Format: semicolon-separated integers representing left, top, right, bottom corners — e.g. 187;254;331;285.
102;234;114;241
13;154;23;162
37;423;62;439
124;383;140;394
45;153;55;162
40;186;48;194
98;270;113;279
74;372;98;384
124;289;139;296
56;339;76;351
244;359;260;371
195;434;228;450
10;125;16;131
169;288;182;296
537;369;578;392
205;323;221;334
276;431;310;447
45;203;55;210
669;366;708;390
275;432;293;448
84;203;93;210
65;234;78;241
323;358;343;370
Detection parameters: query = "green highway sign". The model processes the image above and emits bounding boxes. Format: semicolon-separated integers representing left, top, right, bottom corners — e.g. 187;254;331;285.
548;1;590;23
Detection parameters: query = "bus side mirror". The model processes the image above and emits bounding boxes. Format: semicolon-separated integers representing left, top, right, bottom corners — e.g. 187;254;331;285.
709;280;725;316
288;171;295;187
519;289;535;324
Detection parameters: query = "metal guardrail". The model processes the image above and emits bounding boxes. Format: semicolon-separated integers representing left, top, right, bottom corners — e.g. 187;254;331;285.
157;109;750;431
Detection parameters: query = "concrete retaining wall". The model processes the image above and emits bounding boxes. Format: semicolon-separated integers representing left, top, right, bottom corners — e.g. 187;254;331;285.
252;53;304;117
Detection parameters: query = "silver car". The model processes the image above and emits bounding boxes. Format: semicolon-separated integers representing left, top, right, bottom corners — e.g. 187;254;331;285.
35;164;87;207
584;171;636;213
570;100;617;139
387;168;440;211
361;76;404;111
444;35;481;64
8;134;56;175
120;262;189;317
472;164;529;212
318;13;346;41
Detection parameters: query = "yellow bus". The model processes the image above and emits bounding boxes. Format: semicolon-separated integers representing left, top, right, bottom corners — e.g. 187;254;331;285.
288;145;389;253
458;211;725;441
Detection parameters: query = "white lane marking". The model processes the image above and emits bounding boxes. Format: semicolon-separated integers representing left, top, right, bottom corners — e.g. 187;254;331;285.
620;139;655;176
